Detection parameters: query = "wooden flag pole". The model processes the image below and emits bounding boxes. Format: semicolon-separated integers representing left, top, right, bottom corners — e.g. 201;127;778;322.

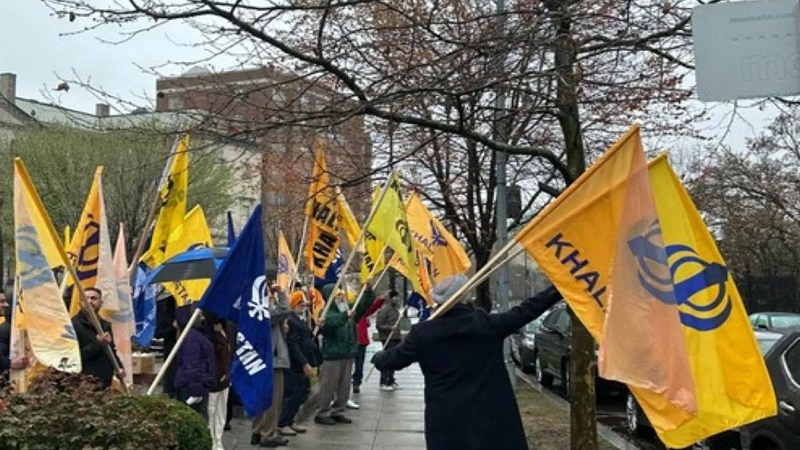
146;307;202;395
316;173;395;323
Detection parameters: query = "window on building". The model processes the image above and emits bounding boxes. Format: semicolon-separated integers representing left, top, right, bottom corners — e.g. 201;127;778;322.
167;95;184;110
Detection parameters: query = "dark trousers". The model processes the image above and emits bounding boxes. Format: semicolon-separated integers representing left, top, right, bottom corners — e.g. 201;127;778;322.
352;344;367;387
177;387;209;421
278;370;310;427
379;340;400;385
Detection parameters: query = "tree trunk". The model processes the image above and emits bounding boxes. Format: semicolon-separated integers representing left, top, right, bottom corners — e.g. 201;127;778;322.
549;1;598;449
473;246;493;311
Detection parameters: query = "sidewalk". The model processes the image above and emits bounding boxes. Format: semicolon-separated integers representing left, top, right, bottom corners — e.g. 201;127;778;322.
223;340;427;450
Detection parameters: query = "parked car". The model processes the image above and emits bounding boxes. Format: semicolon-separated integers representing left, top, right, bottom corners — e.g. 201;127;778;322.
625;330;784;449
749;313;800;335
510;310;551;373
740;328;800;450
532;302;623;397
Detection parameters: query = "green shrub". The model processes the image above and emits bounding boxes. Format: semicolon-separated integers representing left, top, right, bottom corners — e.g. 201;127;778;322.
0;370;210;450
129;396;211;450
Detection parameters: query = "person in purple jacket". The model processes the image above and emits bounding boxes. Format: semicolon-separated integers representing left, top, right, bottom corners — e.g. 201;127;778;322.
174;307;216;420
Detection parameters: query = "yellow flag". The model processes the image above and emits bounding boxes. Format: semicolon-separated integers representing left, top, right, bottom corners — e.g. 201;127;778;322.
631;156;777;448
146;133;190;266
277;231;297;291
13;158;81;373
67;167;121;317
406;191;471;283
141;205;213;307
337;190;362;248
108;225;134;386
515;126;696;431
305;145;341;278
366;174;422;294
361;187;386;282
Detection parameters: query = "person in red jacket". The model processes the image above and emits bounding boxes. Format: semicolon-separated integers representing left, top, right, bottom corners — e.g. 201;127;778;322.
351;291;390;394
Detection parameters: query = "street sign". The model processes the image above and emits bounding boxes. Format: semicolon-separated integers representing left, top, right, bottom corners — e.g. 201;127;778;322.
693;0;800;101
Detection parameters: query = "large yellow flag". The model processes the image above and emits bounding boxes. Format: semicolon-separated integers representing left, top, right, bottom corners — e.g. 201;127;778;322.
337;190;361;248
515;126;696;431
108;225;134;386
305;145;340;278
146;133;190;265
277;231;297;291
406;191;471;284
361;187;386;282
366;174;423;294
141;205;213;307
67;167;122;317
13;159;81;373
632;156;776;448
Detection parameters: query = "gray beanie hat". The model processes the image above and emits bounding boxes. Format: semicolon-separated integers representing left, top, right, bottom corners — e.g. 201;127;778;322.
431;274;469;305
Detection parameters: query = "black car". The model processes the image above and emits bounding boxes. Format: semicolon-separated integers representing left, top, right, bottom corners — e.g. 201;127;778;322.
510;310;551;373
532;302;623;397
750;313;800;335
740;329;800;450
625;330;784;449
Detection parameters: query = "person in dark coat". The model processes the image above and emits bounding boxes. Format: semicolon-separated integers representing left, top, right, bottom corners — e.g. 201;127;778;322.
72;287;124;389
154;293;178;398
205;312;233;450
174;307;216;420
372;275;561;450
277;291;322;436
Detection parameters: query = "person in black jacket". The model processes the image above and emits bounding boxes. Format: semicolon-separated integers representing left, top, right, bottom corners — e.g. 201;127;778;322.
155;293;178;398
371;275;561;450
277;291;321;436
72;287;124;389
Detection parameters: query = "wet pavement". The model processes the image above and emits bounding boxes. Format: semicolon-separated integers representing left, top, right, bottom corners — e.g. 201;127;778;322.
223;340;427;450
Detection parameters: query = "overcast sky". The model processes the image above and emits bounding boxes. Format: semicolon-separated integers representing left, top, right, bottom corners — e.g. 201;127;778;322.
0;1;774;152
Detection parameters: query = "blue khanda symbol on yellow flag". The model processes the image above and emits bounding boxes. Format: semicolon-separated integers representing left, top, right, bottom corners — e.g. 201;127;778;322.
628;221;732;332
278;254;289;275
16;225;54;290
430;221;447;247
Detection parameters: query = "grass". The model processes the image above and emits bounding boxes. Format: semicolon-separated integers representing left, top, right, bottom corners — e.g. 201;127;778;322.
517;386;617;450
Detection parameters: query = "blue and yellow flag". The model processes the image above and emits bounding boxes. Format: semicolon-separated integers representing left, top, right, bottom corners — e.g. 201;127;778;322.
631;155;776;448
146;133;190;266
13;158;81;373
67;167;121;317
405;191;471;284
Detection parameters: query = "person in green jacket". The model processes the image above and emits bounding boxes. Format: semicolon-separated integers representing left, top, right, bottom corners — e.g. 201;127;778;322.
313;280;375;426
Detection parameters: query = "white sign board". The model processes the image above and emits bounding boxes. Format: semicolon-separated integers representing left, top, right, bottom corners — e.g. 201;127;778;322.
693;0;800;101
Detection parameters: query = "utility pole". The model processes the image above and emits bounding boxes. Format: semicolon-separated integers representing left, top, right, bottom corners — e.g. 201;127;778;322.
492;0;515;390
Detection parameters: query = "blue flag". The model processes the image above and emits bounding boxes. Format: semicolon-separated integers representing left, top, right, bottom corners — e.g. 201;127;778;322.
198;205;273;417
314;247;343;288
226;210;236;247
406;292;431;321
132;263;157;347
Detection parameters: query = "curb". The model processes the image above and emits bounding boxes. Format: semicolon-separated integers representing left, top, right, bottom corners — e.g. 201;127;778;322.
515;369;640;450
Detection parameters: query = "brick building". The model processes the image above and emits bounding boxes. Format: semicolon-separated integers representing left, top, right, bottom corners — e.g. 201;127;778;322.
154;66;373;261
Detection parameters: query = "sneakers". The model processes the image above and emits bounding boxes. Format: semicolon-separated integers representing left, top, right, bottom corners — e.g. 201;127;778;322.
289;424;307;433
380;384;395;392
277;426;297;436
391;382;402;390
346;399;360;409
259;436;289;448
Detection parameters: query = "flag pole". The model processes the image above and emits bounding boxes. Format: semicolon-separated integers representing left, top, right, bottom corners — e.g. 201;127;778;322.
146;307;202;395
364;305;409;383
286;216;309;292
316;173;395;323
127;133;184;282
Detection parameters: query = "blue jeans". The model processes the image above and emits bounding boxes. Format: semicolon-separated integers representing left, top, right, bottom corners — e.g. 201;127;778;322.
352;345;367;387
278;370;310;427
